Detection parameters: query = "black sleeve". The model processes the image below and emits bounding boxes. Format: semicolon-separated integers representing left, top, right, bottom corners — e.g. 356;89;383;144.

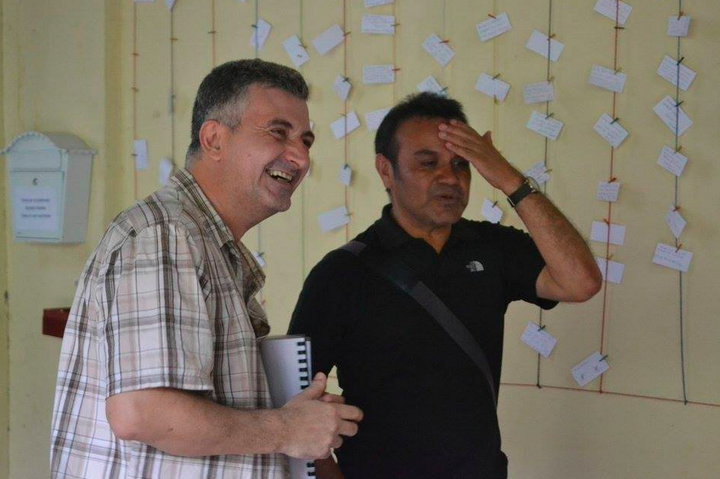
497;225;558;310
288;250;362;376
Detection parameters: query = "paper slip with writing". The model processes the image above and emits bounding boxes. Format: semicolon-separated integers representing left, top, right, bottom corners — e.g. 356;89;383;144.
365;107;391;131
250;19;271;51
526;30;564;63
165;0;176;10
318;206;351;233
338;165;352;187
657;56;696;91
526;111;564;141
417;76;446;95
361;14;395;35
524;82;555;104
665;206;686;239
283;35;309;68
12;186;59;232
596;181;620;202
333;75;351;101
589;65;627;93
657;146;688;177
481;199;503;224
364;0;393;7
596;257;625;284
252;251;266;268
133;139;149;170
159;157;174;186
653;243;692;273
330;111;361;140
134;0;154;3
572;352;609;387
590;221;625;246
653;96;692;136
525;161;550;185
594;114;629;148
313;24;344;55
594;0;632;25
668;16;691;37
363;65;395;84
476;13;512;42
521;322;557;358
475;74;510;102
422;34;455;67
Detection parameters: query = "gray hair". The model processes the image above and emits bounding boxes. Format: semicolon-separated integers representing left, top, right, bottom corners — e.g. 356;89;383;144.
185;59;309;169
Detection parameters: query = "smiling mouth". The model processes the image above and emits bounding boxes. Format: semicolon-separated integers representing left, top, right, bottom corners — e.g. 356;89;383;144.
267;169;295;184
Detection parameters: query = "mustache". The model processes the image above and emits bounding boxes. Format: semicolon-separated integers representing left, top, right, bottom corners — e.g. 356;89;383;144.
266;158;301;176
430;185;464;197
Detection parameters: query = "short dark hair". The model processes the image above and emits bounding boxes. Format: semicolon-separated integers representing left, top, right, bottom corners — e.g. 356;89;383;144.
374;92;468;169
185;59;309;167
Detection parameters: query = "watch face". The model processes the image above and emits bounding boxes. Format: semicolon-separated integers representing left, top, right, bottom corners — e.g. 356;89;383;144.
526;176;541;191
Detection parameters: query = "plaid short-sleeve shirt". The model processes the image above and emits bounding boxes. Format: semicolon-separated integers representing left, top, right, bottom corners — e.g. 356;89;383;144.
50;169;287;479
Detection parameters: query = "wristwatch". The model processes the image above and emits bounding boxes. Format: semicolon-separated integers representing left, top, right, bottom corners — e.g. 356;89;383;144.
507;177;540;208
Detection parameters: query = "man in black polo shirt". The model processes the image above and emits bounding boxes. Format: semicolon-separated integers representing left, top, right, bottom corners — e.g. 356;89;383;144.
288;93;602;479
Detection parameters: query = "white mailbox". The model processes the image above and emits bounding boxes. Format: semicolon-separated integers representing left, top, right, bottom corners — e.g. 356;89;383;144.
2;131;95;243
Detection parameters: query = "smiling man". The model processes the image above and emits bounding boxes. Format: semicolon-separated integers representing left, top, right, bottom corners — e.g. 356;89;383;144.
50;59;362;479
289;92;602;479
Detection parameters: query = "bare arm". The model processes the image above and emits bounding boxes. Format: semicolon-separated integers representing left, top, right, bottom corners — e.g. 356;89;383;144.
106;373;362;459
439;120;602;302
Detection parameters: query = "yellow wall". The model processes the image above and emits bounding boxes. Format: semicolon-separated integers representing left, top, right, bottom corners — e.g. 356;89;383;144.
0;0;8;475
3;1;720;478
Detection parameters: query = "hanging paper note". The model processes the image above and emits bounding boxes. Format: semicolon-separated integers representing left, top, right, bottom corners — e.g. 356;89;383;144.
476;13;512;42
422;34;455;67
593;0;632;25
250;19;272;51
331;111;361;140
657;56;696;91
657;146;688;177
481;199;503;224
596;257;625;284
526;30;564;62
665;206;687;239
361;14;395;35
523;81;555;104
318;206;351;233
417;76;446;95
593;114;629;149
596;181;620;202
572;352;610;387
667;16;691;37
589;65;627;93
282;35;310;68
365;107;391;132
526;111;564;141
653;243;692;273
653;96;692;136
521;322;557;358
338;164;353;186
364;0;393;7
590;220;626;246
159;157;174;186
524;161;551;185
313;24;344;55
333;75;352;101
133;139;149;171
252;251;266;268
475;74;510;102
363;65;395;84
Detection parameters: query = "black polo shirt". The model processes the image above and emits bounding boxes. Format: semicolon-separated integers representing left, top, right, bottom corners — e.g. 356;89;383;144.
289;205;557;479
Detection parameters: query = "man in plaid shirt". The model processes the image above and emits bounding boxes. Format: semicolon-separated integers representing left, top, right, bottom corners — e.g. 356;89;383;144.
50;59;363;479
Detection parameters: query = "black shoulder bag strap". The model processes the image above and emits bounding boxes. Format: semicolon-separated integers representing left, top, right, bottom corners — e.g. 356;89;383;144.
341;240;497;407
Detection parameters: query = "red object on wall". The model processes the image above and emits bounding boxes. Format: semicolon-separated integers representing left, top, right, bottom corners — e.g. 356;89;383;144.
43;308;71;338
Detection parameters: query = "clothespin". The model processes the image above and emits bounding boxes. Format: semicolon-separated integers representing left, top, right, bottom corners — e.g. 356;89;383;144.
545;112;554;119
675;243;683;252
392;67;402;72
548;33;556;39
676;100;684;107
600;355;609;362
440;86;449;93
492;73;501;80
492;200;499;208
675;145;683;153
132;52;140;57
678;10;684;19
342;76;350;83
393;22;401;27
677;56;685;65
440;39;451;44
170;36;178;42
537;324;547;331
603;218;611;225
545;168;553;174
673;205;681;212
548;76;555;83
611;117;620;124
614;26;625;30
609;176;618;182
606;254;614;261
488;13;497;19
131;86;139;92
615;67;622;74
343;31;352;37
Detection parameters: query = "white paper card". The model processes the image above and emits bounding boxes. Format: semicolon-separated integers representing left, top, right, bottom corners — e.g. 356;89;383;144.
282;35;310;68
318;206;351;233
665;206;687;239
422;34;455;67
668;16;691;37
521;322;557;358
596;257;625;284
364;0;393;7
653;243;692;273
594;113;629;148
338;164;353;186
524;81;555;104
475;74;510;102
653;96;692;136
313;24;344;55
526;30;564;63
134;0;155;3
330;111;361;140
252;251;266;268
12;186;59;232
159;157;174;186
591;220;626;246
657;146;688;177
363;65;395;84
165;0;176;9
476;13;512;42
417;76;446;95
481;199;503;224
572;352;609;387
589;65;627;93
365;107;391;131
361;15;395;35
657;56;696;91
596;181;620;202
333;75;352;101
133;139;149;171
250;19;271;51
525;161;551;185
594;0;632;25
526;111;564;141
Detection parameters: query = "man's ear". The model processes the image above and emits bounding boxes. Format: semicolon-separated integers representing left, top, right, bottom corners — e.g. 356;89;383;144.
375;154;394;190
198;120;225;163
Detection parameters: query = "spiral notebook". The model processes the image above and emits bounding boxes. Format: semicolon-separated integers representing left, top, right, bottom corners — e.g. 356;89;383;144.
260;335;315;479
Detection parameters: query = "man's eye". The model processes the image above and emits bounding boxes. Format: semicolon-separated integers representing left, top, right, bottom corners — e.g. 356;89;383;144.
421;160;436;168
271;129;287;139
453;159;470;169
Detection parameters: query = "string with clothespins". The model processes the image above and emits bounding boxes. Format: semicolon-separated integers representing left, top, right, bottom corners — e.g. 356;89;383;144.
252;0;266;306
342;0;351;243
209;0;217;67
169;1;178;171
131;2;140;200
299;0;308;280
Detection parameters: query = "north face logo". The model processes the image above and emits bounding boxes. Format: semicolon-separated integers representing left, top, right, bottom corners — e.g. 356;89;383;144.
466;261;484;272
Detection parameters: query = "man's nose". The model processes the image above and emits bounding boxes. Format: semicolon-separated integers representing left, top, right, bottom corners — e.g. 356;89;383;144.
285;140;311;171
437;164;461;184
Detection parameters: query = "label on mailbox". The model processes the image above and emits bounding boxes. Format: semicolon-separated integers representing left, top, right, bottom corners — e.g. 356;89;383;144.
12;186;59;232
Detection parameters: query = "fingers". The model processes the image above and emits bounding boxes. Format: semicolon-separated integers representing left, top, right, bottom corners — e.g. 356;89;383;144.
338;419;359;438
320;393;345;404
296;372;327;400
335;404;364;422
438;121;481;143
